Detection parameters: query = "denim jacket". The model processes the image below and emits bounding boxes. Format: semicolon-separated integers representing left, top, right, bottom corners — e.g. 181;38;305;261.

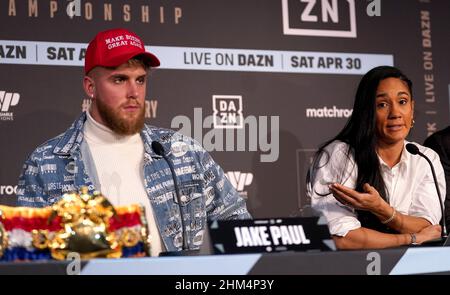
16;112;251;252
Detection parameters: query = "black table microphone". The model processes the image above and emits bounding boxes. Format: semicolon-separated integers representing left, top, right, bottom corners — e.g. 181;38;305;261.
406;143;448;240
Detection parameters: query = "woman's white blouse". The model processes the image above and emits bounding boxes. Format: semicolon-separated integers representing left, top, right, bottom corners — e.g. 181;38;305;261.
308;140;446;236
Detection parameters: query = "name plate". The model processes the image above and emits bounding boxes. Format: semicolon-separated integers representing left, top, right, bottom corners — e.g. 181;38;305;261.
206;217;335;254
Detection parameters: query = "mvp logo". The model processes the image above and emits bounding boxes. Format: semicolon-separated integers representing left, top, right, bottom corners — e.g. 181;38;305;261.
282;0;356;38
226;171;253;192
0;91;20;112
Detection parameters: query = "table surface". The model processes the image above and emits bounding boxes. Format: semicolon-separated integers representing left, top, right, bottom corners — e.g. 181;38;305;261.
1;246;450;275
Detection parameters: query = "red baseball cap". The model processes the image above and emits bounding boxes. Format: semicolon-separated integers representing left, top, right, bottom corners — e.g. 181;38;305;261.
84;28;160;74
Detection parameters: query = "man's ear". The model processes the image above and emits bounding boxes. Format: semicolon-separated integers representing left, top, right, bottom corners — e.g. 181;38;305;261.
83;75;95;99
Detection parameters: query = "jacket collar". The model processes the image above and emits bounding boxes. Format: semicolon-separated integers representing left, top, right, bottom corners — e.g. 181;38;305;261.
53;112;163;159
53;113;86;156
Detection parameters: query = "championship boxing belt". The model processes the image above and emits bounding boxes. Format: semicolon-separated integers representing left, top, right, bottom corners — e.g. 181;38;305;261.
0;187;151;261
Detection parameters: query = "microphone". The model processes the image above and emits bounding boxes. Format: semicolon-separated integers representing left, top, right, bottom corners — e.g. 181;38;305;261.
406;143;448;240
151;141;196;256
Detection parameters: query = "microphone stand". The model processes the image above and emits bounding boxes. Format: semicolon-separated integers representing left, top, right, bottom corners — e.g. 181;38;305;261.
151;141;200;256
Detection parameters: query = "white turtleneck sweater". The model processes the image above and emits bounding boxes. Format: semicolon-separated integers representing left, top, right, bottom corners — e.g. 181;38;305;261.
83;111;163;256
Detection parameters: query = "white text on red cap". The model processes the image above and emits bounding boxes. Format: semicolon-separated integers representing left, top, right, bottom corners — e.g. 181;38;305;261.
104;34;143;50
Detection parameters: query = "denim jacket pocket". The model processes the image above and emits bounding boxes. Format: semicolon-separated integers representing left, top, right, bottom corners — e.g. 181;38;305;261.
172;181;207;240
172;181;204;206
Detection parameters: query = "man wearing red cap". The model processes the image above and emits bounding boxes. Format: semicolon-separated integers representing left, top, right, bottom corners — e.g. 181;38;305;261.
16;28;251;256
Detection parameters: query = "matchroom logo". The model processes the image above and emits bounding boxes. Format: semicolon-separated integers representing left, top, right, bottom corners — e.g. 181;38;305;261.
0;185;18;196
213;95;243;129
282;0;357;38
0;91;20;121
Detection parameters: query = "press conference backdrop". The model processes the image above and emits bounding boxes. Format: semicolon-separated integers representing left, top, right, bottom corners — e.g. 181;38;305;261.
0;1;449;217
